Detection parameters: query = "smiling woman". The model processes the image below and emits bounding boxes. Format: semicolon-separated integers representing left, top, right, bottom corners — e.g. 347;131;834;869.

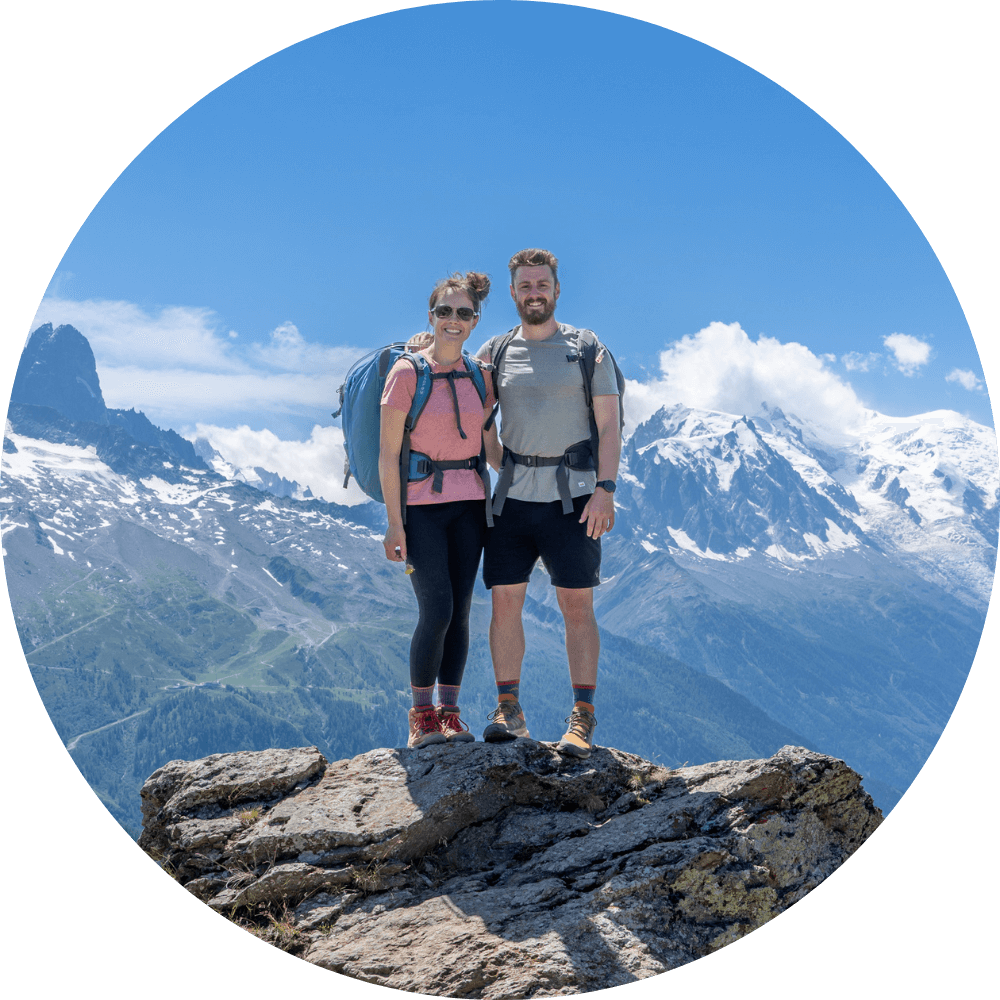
378;270;494;748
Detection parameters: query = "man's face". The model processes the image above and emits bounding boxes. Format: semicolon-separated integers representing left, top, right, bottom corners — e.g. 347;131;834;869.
510;264;559;326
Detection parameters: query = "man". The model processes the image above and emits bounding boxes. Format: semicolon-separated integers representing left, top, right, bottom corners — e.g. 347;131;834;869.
477;248;621;758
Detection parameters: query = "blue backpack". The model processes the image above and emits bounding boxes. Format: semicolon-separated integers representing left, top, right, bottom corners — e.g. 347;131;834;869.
333;344;492;524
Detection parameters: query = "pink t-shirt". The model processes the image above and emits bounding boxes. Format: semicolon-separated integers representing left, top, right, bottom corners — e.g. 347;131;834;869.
381;352;496;505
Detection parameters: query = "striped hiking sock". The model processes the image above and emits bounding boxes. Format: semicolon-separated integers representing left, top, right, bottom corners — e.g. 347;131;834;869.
572;684;596;710
437;684;461;711
411;684;434;708
496;679;520;702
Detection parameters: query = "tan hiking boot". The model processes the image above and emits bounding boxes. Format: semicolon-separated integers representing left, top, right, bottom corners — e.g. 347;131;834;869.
483;699;529;742
557;706;597;758
437;707;476;743
408;705;447;748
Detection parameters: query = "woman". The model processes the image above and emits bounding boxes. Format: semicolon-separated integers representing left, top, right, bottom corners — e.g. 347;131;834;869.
379;271;495;748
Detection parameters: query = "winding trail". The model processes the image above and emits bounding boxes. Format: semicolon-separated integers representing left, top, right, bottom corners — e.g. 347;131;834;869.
66;708;150;751
26;608;115;656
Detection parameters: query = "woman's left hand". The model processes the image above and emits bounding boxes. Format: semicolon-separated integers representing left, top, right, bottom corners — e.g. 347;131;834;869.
383;522;407;562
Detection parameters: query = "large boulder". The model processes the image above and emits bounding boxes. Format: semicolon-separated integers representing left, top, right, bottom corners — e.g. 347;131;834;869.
140;741;881;996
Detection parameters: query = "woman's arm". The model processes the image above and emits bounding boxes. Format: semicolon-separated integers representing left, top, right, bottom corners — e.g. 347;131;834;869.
379;404;408;562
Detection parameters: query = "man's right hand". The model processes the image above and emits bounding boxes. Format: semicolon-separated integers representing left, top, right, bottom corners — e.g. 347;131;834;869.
383;523;407;562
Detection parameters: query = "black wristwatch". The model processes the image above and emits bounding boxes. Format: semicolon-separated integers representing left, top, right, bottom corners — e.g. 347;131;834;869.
595;479;617;493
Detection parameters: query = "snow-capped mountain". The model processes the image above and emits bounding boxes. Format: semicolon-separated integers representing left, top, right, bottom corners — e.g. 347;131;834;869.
833;409;998;606
615;401;998;610
1;422;398;622
2;417;804;833
620;405;870;564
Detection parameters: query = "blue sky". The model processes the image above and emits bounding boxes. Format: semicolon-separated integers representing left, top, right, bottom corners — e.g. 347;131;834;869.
31;2;992;489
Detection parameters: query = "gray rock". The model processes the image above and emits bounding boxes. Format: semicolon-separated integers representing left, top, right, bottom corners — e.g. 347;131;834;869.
12;323;109;424
140;742;881;995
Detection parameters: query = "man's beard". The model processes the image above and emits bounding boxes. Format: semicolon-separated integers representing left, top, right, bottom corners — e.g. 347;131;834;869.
516;297;556;327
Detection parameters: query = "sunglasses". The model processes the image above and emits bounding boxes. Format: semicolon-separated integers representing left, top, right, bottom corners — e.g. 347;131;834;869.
431;305;478;321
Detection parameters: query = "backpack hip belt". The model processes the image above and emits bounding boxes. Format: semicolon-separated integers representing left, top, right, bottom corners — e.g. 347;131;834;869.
405;451;491;500
492;440;594;517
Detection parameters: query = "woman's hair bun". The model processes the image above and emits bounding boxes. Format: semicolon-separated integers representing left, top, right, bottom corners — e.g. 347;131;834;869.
465;271;491;304
428;270;492;312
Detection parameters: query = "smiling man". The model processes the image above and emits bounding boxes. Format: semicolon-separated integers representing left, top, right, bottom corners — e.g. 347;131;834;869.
477;248;621;758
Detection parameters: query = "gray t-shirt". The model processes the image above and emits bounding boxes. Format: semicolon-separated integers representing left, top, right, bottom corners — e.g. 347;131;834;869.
477;324;619;503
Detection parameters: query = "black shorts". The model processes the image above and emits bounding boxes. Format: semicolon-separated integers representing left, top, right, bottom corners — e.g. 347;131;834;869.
483;493;601;590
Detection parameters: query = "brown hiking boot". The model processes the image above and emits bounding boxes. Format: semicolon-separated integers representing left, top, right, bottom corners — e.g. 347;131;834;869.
408;705;447;748
483;699;530;742
557;706;597;758
437;707;476;743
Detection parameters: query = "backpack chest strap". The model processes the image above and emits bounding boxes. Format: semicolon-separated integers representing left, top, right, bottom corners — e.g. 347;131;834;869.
427;369;475;440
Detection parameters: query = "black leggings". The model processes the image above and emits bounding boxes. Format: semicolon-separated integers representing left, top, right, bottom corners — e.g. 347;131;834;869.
405;499;487;690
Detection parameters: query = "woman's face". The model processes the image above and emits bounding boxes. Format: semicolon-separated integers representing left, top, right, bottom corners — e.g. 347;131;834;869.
428;288;479;352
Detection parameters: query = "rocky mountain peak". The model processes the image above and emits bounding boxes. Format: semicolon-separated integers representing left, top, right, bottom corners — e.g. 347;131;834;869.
622;402;867;557
12;323;109;425
140;741;881;994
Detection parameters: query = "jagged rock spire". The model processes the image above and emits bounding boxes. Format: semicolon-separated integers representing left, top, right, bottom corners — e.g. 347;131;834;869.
12;323;109;424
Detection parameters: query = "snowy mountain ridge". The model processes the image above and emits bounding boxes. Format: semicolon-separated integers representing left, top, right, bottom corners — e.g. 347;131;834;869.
617;401;998;608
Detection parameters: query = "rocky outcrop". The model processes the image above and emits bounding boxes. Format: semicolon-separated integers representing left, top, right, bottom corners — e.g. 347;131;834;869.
140;741;881;996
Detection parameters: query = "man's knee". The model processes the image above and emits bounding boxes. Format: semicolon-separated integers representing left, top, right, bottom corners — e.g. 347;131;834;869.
556;587;596;627
491;584;527;622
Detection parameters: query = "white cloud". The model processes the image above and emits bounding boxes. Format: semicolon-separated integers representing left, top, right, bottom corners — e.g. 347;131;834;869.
195;422;371;506
248;321;360;374
101;366;351;424
30;297;366;428
945;368;983;392
883;333;931;375
33;297;242;371
841;351;881;372
624;322;867;436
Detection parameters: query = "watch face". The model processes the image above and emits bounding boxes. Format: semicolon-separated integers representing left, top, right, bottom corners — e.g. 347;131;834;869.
598;480;616;493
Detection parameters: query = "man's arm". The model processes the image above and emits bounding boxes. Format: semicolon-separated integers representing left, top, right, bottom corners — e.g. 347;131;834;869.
483;416;503;471
475;340;503;471
580;393;621;539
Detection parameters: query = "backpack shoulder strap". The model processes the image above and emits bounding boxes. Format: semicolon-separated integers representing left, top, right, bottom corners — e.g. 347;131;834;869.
403;353;432;430
394;352;428;527
461;351;489;407
483;327;519;432
574;328;599;411
572;328;627;456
